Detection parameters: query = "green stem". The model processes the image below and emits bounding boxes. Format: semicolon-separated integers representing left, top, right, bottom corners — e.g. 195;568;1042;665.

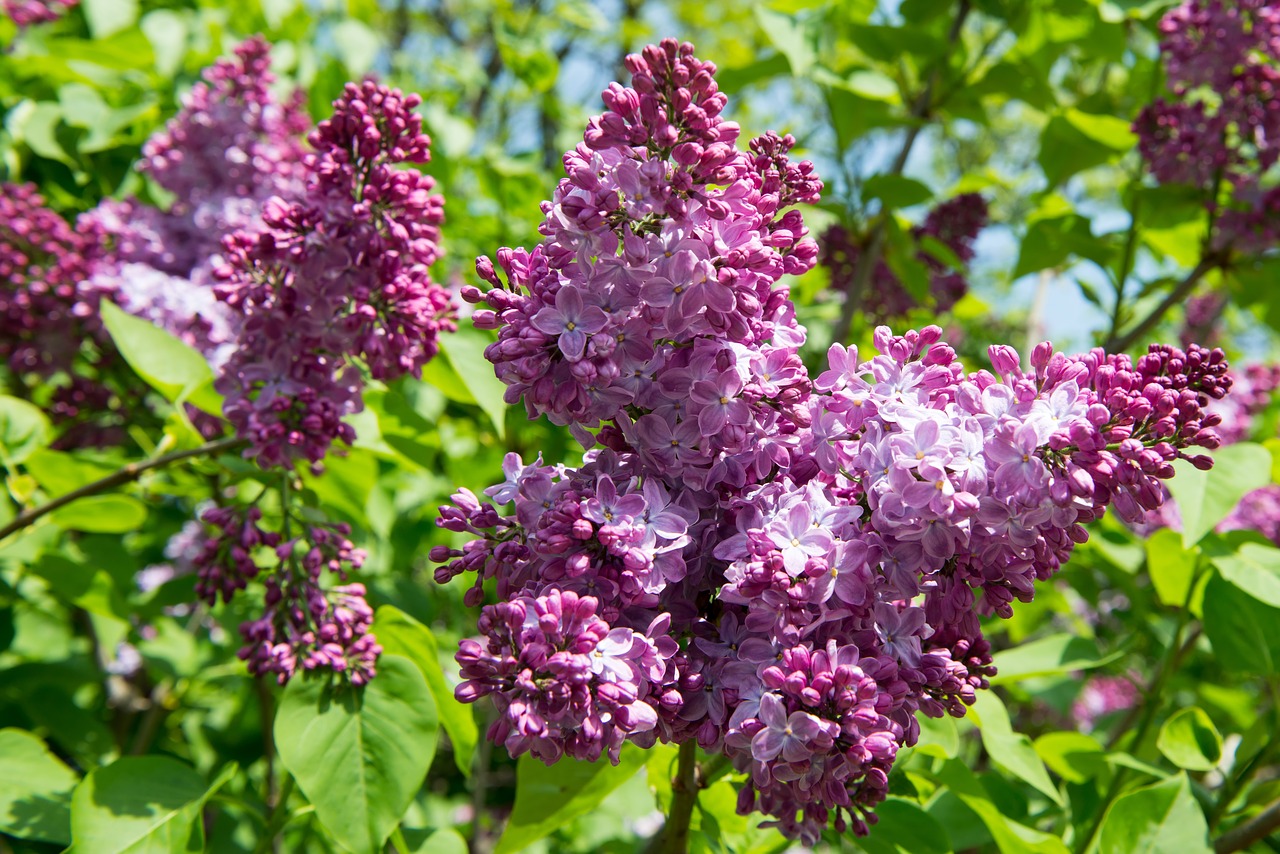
253;774;295;854
1209;680;1280;830
648;741;700;854
0;436;244;542
1080;613;1200;853
390;826;411;853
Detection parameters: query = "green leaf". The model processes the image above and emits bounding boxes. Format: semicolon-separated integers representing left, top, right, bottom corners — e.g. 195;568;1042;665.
1063;108;1137;150
68;756;212;853
0;396;51;466
1014;214;1111;279
440;328;508;438
1202;573;1280;674
1167;443;1272;546
29;554;128;619
372;605;478;777
756;7;815;77
970;691;1063;806
1156;707;1222;772
860;797;950;854
81;0;139;39
140;10;188;77
0;728;80;844
495;746;648;854
1033;732;1106;784
401;827;469;854
1038;113;1122;188
989;633;1120;684
1098;773;1211;854
935;760;1070;854
863;174;934;209
1146;528;1199;608
99;302;220;413
914;711;959;759
1212;542;1280;608
274;655;438;854
49;495;147;534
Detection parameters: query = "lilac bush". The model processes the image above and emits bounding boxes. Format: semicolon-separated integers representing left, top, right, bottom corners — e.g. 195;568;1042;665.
434;39;1233;842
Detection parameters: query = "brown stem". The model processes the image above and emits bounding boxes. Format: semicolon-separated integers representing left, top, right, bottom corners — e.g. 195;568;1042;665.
1103;256;1220;353
1215;798;1280;853
0;436;244;542
832;0;971;346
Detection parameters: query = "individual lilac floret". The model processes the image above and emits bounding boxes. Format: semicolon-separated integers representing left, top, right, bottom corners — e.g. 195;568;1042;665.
214;80;455;470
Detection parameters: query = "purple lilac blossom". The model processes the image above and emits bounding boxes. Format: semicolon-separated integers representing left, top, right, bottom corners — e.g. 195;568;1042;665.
1134;0;1280;251
3;0;75;27
213;79;455;470
434;39;1232;844
80;37;309;367
820;193;988;322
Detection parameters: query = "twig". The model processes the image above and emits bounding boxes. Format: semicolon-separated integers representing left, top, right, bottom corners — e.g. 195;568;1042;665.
1103;256;1219;352
1216;798;1280;853
252;773;295;854
0;436;243;542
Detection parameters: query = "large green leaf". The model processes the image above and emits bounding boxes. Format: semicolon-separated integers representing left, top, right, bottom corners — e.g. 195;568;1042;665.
373;605;478;777
274;655;438;853
860;797;950;854
495;746;648;854
1033;732;1106;784
1202;573;1280;674
1156;707;1222;772
1166;443;1272;547
1098;773;1211;854
0;396;51;466
1146;528;1198;608
49;495;148;534
68;757;227;853
1212;541;1280;608
989;633;1120;684
0;728;80;844
99;301;221;413
935;760;1070;854
970;691;1063;806
439;328;507;438
756;7;815;77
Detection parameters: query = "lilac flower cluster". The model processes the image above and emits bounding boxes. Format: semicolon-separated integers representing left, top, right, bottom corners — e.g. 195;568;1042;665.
1072;674;1139;733
192;504;380;684
0;183;100;379
81;36;309;367
1134;0;1280;250
436;41;1231;843
820;193;988;321
3;0;75;27
213;80;455;470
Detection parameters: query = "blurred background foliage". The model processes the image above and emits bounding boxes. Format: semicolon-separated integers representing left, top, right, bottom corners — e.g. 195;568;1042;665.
3;0;1280;852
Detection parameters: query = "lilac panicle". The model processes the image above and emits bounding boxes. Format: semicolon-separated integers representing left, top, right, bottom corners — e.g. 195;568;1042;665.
214;79;455;470
435;38;1232;844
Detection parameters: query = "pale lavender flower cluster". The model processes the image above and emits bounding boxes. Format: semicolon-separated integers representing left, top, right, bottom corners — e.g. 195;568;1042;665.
819;193;988;321
3;0;75;27
1134;0;1280;251
436;41;1231;843
213;80;455;470
80;36;309;367
192;505;380;684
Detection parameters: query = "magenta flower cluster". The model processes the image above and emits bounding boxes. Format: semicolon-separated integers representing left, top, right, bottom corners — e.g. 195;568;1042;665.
191;506;380;685
1134;0;1280;251
2;0;75;27
213;79;454;470
434;40;1231;842
820;192;988;321
81;36;309;367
